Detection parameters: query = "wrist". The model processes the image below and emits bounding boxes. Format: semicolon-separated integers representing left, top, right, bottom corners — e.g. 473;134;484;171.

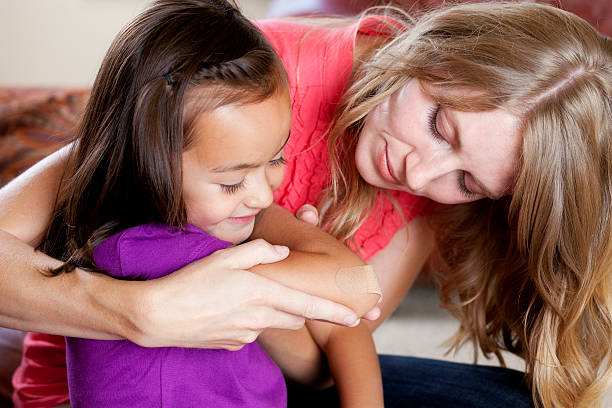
79;269;142;342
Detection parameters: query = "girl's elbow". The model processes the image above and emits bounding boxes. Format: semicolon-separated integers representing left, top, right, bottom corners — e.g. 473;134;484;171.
335;264;382;316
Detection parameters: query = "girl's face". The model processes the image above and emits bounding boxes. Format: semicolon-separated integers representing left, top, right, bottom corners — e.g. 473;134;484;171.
182;90;291;244
355;79;523;204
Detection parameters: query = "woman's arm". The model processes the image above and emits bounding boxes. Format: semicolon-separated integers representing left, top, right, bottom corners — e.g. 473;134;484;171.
0;146;130;338
0;150;359;347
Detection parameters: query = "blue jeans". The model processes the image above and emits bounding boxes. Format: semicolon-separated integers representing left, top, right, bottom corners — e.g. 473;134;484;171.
287;355;535;407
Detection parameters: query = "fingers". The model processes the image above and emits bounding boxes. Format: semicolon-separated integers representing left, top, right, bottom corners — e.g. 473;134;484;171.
233;307;307;333
362;294;382;320
362;306;381;321
295;204;319;225
267;312;306;330
263;279;360;327
215;239;289;269
200;309;306;351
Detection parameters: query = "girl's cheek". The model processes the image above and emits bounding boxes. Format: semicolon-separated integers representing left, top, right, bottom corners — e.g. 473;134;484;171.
270;166;286;191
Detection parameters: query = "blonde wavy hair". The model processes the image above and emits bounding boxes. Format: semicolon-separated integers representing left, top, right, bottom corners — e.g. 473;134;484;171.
319;2;611;407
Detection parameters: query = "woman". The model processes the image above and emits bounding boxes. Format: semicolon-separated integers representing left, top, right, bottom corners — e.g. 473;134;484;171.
258;3;610;407
2;2;610;407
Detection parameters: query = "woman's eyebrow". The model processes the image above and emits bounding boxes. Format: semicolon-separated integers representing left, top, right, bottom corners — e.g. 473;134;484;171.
210;132;290;173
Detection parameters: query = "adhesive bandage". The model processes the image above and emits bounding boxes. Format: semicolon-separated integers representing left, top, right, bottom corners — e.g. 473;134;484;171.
335;265;382;296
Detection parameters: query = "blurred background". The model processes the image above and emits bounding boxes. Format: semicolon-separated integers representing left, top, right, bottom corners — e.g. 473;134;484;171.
1;0;610;86
0;0;609;406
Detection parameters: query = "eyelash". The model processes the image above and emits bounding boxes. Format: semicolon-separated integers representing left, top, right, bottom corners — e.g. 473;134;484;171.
220;180;245;194
428;105;477;199
457;172;476;199
219;156;286;194
269;156;286;167
427;105;445;143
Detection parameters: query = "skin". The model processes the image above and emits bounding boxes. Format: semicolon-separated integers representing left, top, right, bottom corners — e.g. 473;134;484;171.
356;78;522;204
251;205;383;407
182;91;291;244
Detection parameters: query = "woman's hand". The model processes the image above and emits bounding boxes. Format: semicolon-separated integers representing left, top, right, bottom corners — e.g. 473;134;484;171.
294;204;382;321
0;148;361;349
131;239;361;350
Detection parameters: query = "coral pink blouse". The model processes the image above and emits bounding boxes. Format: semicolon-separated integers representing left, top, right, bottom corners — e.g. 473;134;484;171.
260;17;431;260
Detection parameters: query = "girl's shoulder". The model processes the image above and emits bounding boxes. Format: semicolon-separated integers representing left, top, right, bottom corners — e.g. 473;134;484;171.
93;223;231;280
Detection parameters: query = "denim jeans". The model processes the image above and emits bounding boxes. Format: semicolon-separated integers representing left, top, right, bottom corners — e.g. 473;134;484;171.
287;355;535;408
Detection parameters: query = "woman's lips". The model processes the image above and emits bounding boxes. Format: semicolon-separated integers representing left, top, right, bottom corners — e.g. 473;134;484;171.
378;142;401;185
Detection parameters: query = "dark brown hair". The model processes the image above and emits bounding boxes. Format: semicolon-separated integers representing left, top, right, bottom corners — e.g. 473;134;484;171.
43;0;287;274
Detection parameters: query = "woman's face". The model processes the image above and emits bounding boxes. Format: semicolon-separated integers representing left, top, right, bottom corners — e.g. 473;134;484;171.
355;79;523;204
182;90;291;244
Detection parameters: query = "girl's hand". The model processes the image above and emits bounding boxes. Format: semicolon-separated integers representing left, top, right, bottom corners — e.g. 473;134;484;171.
294;204;382;321
130;239;360;350
295;204;321;226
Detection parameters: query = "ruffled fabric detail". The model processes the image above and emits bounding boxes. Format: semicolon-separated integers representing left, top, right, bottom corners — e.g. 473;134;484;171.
260;18;431;260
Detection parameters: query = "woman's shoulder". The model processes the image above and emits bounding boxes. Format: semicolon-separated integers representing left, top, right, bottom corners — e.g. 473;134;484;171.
256;19;358;76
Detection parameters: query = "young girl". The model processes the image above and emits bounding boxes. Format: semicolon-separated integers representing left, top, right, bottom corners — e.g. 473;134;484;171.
37;0;382;407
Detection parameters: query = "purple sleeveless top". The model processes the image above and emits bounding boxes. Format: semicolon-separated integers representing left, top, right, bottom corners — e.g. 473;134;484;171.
66;223;286;408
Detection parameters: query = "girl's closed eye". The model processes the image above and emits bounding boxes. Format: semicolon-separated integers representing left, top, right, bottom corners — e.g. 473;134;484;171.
269;155;286;167
220;179;245;194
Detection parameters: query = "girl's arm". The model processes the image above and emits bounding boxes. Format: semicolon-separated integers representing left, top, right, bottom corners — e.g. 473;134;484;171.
249;204;381;316
362;214;435;332
257;213;435;385
307;320;384;407
250;204;384;406
0;149;359;347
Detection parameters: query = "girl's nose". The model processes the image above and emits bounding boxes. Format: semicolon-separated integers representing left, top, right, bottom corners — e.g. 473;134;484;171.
245;171;274;209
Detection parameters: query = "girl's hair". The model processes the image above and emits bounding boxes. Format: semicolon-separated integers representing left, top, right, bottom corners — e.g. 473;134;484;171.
42;0;287;274
323;2;611;407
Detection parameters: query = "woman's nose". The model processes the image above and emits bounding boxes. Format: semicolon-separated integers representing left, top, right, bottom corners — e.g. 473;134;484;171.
404;152;459;192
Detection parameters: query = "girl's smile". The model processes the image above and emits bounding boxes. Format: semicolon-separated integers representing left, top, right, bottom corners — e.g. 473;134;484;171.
226;214;258;224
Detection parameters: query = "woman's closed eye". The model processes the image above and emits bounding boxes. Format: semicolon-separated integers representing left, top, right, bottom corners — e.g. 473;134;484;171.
428;105;478;199
427;105;445;143
458;172;477;199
